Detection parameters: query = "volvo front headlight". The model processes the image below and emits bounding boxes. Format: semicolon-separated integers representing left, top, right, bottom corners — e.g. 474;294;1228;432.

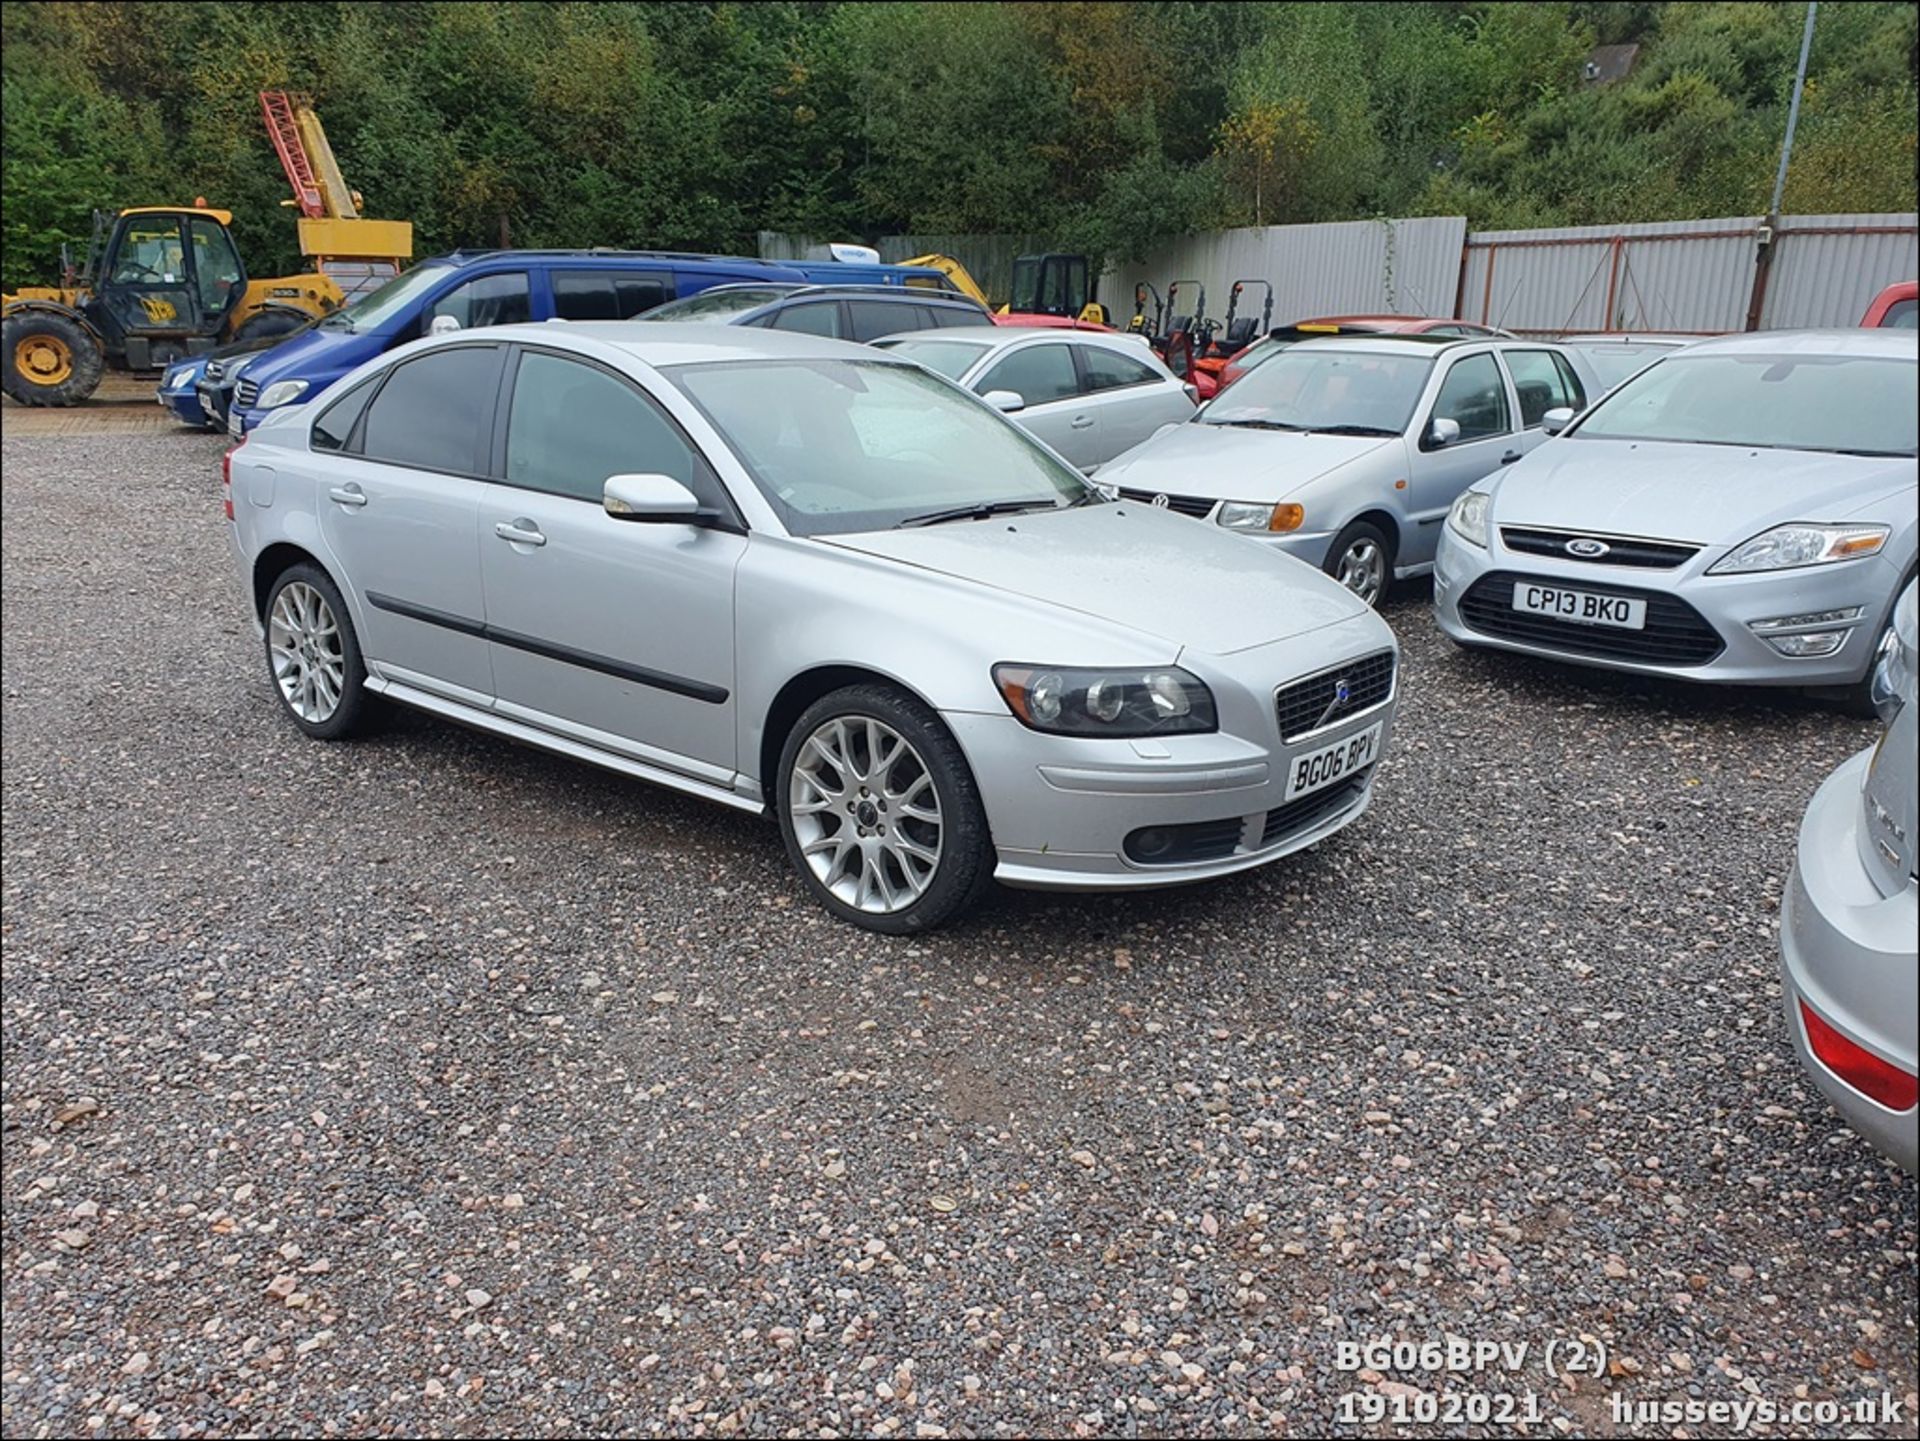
993;664;1217;736
1706;523;1888;574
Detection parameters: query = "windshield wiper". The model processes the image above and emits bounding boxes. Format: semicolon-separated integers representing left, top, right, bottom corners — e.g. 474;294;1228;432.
895;499;1064;529
1305;424;1399;437
1202;418;1307;431
320;315;354;332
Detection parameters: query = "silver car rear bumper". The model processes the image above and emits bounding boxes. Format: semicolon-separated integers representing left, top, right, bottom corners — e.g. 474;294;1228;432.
1779;750;1919;1173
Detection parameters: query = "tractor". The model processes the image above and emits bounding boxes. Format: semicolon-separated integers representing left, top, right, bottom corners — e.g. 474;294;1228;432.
3;203;349;407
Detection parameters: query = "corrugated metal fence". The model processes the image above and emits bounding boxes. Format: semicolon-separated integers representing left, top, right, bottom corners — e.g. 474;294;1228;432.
1457;213;1919;334
763;213;1917;333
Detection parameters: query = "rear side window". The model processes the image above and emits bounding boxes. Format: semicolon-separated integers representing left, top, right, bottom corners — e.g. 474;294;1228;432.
503;351;706;504
1881;298;1917;329
358;346;502;473
552;270;672;321
1080;345;1161;391
847;299;932;342
929;305;986;329
311;377;378;452
771;302;842;338
1504;349;1584;426
1430;352;1511;441
977;343;1080;405
427;272;530;330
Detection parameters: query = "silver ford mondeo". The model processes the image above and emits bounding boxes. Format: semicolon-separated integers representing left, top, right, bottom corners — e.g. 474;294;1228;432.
1434;330;1917;706
226;324;1399;931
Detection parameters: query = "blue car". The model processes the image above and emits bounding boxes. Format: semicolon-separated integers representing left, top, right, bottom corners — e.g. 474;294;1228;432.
157;355;215;428
225;248;947;435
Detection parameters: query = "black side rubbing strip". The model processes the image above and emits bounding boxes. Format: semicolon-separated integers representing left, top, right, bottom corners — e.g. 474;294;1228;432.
364;592;729;704
366;590;487;638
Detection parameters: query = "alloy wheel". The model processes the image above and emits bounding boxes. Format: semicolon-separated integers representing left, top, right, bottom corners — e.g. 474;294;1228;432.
269;581;347;723
789;715;943;915
1335;538;1385;605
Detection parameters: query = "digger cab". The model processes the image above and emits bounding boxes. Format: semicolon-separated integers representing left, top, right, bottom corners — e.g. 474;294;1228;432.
86;207;249;369
1008;253;1106;324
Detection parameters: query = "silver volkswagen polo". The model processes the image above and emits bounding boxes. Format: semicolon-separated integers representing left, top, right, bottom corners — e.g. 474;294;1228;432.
226;324;1399;931
1434;330;1918;705
1092;336;1601;607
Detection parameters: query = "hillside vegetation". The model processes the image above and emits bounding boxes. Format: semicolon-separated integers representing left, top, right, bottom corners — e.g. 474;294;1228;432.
3;1;1914;289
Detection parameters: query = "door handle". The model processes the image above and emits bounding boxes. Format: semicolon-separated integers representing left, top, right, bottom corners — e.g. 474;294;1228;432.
328;483;367;508
1070;415;1095;429
494;519;546;547
1499;450;1522;465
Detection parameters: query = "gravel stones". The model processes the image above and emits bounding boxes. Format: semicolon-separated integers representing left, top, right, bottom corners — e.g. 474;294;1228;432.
1;429;1913;1435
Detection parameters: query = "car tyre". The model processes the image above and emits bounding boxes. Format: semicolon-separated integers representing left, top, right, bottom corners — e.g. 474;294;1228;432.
262;563;375;740
1323;520;1393;609
777;684;992;933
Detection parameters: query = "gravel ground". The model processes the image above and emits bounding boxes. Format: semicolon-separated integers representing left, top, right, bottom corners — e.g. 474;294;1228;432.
3;430;1914;1439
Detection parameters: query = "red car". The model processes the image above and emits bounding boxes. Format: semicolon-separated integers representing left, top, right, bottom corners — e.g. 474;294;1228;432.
1210;315;1512;390
1862;281;1918;329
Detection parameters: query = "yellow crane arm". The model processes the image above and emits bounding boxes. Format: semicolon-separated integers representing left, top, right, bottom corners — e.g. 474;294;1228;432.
293;101;359;219
902;254;991;309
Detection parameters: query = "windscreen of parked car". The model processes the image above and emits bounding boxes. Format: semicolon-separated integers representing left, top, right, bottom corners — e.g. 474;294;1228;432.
1573;352;1918;456
1880;299;1917;329
668;358;1091;536
643;288;794;322
1573;343;1678;391
317;264;449;332
871;338;992;380
1197;348;1432;435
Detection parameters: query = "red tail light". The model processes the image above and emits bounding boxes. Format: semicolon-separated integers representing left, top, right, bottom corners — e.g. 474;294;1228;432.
1801;1001;1918;1111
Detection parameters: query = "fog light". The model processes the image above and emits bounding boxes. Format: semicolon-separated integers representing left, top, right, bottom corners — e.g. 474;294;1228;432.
1131;828;1172;859
1763;630;1848;658
1749;607;1865;631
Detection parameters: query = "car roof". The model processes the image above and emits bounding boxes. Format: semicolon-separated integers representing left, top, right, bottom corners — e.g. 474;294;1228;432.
1560;333;1714;345
885;325;1135;346
1665;328;1917;358
451;320;900;366
1281;334;1496;355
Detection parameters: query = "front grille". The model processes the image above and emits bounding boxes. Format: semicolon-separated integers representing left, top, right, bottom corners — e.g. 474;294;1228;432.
1116;487;1215;519
235;378;260;407
1258;769;1372;847
1124;815;1245;865
1500;527;1700;569
1458;571;1725;665
1274;651;1395;740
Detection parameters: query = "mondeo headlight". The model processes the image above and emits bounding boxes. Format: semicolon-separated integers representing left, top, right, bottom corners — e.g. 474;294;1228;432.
1445;490;1491;548
256;379;312;410
993;664;1217;736
1706;523;1889;574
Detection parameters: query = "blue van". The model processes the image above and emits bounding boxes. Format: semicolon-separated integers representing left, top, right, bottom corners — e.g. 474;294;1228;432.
222;248;946;434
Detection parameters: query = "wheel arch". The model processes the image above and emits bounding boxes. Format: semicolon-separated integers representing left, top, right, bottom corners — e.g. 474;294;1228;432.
1344;508;1401;559
252;542;331;620
755;664;948;804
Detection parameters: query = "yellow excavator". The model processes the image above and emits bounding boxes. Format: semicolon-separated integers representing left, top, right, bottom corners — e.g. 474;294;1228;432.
903;251;1110;326
2;93;410;407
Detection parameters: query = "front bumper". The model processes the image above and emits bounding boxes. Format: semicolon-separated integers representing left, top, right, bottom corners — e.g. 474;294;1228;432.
950;618;1397;889
1779;750;1918;1172
1433;527;1900;688
157;375;208;428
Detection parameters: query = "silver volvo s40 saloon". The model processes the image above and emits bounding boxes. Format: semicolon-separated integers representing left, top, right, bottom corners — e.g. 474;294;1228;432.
1435;330;1917;707
225;324;1399;931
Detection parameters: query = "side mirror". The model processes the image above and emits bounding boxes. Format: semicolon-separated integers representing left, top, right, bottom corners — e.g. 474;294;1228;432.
604;472;701;523
1540;406;1575;436
1426;416;1462;449
982;389;1025;414
428;314;462;337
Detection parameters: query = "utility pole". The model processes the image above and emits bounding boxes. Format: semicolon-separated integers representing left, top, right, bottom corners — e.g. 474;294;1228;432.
1746;1;1817;330
1769;1;1818;217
